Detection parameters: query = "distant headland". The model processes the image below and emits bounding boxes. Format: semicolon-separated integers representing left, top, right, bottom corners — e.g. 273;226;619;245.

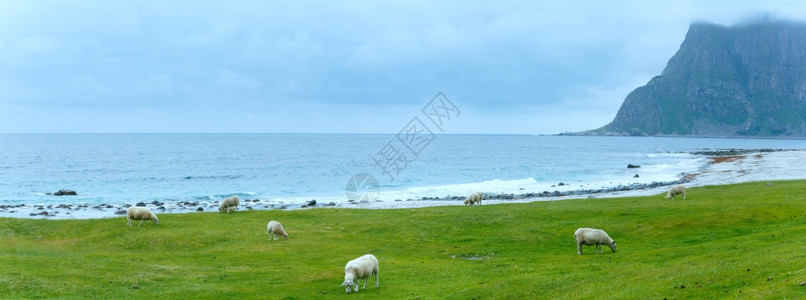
571;20;806;138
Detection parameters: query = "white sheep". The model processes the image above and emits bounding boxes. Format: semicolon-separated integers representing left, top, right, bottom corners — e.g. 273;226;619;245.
218;195;240;213
574;228;616;255
341;254;379;294
267;220;288;240
127;206;159;227
464;191;482;207
665;185;686;200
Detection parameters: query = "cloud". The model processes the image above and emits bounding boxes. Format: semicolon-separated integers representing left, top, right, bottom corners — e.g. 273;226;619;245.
2;1;806;133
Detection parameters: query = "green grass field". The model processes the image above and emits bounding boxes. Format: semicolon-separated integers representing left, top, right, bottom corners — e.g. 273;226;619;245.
2;180;805;299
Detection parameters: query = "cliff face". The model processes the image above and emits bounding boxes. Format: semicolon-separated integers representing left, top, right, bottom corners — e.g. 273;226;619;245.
594;21;806;137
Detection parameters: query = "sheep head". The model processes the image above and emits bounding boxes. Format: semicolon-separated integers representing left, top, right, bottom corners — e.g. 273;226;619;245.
341;280;356;294
609;241;617;252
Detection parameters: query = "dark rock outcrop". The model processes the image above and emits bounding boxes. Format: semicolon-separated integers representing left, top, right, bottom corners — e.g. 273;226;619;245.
54;189;77;196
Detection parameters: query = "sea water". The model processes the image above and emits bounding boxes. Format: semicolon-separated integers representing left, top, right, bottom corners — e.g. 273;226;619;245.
0;134;803;207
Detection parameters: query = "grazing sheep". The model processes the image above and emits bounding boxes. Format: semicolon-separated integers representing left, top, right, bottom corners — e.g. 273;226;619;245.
267;220;288;240
218;196;240;213
127;207;159;227
665;185;686;200
464;191;483;207
341;254;379;294
575;228;616;255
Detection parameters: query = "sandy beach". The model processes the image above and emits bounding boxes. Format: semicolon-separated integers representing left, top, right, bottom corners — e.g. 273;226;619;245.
2;150;804;219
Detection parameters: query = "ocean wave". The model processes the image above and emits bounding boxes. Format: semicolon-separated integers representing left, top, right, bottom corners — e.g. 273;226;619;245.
191;192;258;201
182;175;245;180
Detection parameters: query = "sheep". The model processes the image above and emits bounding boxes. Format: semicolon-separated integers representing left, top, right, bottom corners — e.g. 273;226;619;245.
464;191;483;207
665;185;686;200
574;228;616;255
341;254;379;294
267;220;288;240
127;206;159;227
218;195;240;213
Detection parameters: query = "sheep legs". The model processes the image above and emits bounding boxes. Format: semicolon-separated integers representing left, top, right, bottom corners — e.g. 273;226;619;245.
577;243;582;255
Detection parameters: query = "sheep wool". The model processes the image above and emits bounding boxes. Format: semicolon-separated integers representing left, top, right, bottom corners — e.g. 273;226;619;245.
665;185;686;200
127;207;159;227
218;196;240;213
464;191;483;207
574;228;616;255
342;254;379;294
267;220;288;240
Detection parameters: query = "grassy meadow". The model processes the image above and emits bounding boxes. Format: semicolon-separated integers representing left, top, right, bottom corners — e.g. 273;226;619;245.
1;180;806;299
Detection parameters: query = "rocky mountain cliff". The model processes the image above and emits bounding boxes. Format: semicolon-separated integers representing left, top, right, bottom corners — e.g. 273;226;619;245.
589;21;806;137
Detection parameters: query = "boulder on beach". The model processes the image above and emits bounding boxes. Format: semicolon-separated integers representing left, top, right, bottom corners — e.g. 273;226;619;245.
627;164;641;169
54;189;77;196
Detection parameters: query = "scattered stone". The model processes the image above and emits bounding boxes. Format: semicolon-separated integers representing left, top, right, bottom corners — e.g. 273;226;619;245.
627;164;641;168
136;202;146;207
196;207;203;212
151;201;161;205
633;174;640;178
113;210;127;215
54;189;77;196
307;199;317;206
558;182;565;186
37;211;49;216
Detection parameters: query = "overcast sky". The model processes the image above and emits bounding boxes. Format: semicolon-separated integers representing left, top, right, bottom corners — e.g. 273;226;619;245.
2;1;805;134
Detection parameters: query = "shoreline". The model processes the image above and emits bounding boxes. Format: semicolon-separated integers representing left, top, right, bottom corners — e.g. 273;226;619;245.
2;149;804;220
